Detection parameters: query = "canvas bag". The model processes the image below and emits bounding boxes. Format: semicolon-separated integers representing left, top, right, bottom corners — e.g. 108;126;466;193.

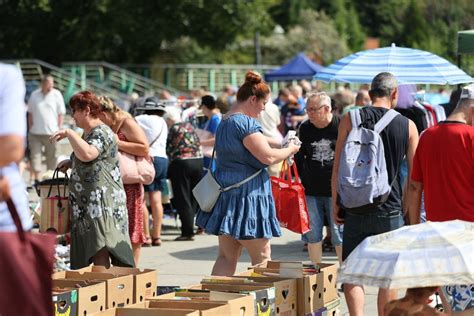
39;168;71;234
193;147;261;213
337;108;399;211
0;198;56;315
116;119;156;185
270;159;310;234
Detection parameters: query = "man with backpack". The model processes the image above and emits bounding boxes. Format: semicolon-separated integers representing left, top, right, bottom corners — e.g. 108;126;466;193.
331;72;419;316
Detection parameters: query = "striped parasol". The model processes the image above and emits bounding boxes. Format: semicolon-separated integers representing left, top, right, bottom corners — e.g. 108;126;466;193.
338;220;474;289
315;44;473;84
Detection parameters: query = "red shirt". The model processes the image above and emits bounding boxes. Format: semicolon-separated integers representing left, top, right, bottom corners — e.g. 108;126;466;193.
411;122;474;222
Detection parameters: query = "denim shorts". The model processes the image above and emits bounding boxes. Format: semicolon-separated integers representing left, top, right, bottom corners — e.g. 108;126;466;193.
302;196;343;246
144;157;168;192
342;209;404;261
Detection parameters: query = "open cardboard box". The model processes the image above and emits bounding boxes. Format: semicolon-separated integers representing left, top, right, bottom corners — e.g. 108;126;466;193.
77;265;158;303
141;300;229;315
246;261;338;315
52;288;77;316
152;290;254;316
53;270;134;308
90;301;199;316
232;274;298;316
52;279;106;315
199;277;276;316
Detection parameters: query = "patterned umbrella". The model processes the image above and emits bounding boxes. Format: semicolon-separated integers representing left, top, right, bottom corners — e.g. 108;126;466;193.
338;220;474;289
315;44;473;84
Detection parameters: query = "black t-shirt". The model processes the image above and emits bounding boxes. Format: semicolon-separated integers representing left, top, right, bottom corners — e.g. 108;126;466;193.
357;107;409;213
296;116;340;197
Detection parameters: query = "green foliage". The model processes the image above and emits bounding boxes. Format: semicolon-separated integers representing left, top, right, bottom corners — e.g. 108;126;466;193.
261;10;349;65
0;0;472;65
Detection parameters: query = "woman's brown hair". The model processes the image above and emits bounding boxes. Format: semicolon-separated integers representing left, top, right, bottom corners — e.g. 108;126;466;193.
69;91;101;118
236;71;270;102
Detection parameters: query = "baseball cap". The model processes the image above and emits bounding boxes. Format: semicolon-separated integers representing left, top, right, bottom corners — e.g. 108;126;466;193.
138;96;166;112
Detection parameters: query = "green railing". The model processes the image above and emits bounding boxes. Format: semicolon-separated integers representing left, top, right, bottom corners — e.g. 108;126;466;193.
1;59;130;102
62;61;183;96
119;63;279;93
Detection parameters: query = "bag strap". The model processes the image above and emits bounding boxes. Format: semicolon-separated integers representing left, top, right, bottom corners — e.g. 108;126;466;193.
6;199;26;242
374;109;399;134
221;169;262;192
149;122;165;147
349;108;362;129
207;146;261;192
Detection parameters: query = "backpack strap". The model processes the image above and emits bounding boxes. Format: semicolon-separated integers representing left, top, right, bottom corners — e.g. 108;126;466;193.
374;109;400;134
349;108;362;129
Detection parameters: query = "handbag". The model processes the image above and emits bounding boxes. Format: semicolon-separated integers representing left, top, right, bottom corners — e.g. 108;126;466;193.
116;119;156;185
39;168;70;234
118;152;155;185
193;147;262;213
0;199;56;315
270;160;311;234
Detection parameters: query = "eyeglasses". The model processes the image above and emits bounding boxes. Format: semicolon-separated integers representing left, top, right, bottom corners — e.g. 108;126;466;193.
306;105;326;113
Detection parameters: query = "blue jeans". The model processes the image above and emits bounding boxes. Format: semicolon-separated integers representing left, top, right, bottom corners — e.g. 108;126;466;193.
302;196;343;246
342;209;404;261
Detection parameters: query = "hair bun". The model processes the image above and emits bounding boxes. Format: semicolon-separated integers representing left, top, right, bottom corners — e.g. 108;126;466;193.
245;71;263;85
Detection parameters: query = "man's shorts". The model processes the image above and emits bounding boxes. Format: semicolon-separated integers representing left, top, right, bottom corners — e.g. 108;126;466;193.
342;209;404;261
144;157;168;193
302;196;343;246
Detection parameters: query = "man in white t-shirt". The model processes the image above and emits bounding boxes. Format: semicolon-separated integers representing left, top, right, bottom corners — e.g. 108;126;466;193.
27;75;66;182
0;63;32;231
135;97;169;246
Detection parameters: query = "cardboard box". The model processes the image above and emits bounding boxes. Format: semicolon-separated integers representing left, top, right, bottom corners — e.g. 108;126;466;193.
52;279;106;315
90;305;199;316
199;278;276;316
53;270;134;308
144;300;230;315
248;261;338;315
233;273;297;316
77;265;158;303
53;289;78;316
152;290;254;316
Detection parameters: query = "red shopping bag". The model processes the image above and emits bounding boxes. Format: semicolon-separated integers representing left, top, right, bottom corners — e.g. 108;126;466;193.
270;160;310;234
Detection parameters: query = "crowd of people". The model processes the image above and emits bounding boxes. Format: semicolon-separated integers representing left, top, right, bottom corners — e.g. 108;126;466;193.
0;61;472;315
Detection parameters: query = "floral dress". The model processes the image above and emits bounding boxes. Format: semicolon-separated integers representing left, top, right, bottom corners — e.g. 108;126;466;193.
69;124;135;269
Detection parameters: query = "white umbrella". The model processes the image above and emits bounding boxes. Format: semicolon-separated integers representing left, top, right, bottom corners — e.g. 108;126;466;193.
338;220;474;289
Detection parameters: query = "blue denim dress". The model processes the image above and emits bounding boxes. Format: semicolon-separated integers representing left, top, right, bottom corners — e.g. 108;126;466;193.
195;113;282;240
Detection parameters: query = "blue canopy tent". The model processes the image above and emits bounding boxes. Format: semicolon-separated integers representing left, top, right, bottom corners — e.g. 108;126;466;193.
265;53;323;81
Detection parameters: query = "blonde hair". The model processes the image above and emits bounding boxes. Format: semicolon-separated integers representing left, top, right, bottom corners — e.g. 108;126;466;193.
306;91;331;109
98;96;131;125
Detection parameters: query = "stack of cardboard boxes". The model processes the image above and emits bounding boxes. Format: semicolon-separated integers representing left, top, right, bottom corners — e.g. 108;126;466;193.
51;261;339;316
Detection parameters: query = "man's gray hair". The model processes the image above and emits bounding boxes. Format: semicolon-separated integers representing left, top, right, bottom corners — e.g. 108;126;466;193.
370;72;397;98
41;74;54;82
306;91;331;108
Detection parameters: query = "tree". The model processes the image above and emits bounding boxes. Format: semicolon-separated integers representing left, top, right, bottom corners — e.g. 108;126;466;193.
0;0;277;63
261;10;349;66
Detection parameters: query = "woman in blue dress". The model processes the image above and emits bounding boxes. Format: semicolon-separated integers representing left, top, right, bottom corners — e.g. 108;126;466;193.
196;71;300;276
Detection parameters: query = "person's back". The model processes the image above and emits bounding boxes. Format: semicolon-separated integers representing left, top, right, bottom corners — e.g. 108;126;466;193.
413;123;474;221
333;72;419;316
135;114;168;159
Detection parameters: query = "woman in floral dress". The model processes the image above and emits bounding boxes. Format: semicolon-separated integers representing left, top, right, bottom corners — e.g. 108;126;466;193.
51;91;134;269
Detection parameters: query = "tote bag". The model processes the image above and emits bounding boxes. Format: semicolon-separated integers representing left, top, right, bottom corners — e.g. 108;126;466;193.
270;160;310;234
39;168;70;234
118;151;155;185
0;199;56;316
